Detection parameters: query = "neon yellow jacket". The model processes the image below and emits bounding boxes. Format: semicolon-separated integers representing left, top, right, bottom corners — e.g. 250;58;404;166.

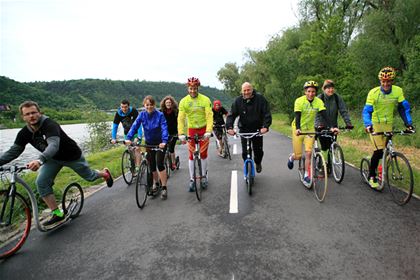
178;93;213;134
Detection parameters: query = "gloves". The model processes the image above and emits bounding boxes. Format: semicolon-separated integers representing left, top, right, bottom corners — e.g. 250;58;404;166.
204;132;212;139
346;124;354;130
365;126;373;133
178;135;186;142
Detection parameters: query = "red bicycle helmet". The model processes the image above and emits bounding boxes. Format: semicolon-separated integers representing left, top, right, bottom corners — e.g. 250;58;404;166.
187;77;201;87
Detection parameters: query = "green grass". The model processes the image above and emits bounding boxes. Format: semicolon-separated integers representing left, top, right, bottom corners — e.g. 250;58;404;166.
271;112;420;196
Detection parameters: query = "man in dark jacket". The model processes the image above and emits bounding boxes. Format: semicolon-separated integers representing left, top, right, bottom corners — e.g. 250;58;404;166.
226;82;272;173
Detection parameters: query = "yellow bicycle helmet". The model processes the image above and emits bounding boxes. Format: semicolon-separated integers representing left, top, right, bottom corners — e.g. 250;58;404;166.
303;80;319;90
378;67;396;81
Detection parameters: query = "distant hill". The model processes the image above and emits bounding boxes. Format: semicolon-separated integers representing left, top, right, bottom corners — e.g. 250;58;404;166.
0;76;233;110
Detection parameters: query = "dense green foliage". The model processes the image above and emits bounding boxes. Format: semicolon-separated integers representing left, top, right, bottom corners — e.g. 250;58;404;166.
217;0;420;121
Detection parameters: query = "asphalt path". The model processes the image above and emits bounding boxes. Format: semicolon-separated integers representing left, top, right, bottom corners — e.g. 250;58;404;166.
1;131;419;279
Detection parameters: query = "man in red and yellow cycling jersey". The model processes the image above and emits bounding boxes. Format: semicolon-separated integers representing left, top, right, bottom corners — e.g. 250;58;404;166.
178;77;213;192
362;67;414;189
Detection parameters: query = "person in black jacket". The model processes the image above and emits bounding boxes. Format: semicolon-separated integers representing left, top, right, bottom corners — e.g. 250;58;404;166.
160;95;179;170
226;82;272;173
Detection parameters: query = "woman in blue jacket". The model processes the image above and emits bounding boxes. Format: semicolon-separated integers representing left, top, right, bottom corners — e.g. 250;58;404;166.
126;95;169;200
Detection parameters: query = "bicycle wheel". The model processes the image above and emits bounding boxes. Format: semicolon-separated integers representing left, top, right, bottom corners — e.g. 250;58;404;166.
121;150;134;185
194;157;202;201
312;152;328;202
135;163;148;209
224;135;231;160
164;154;171;179
0;190;31;259
176;156;180;170
386;152;414;205
246;161;253;195
360;157;370;186
62;183;84;218
331;143;345;184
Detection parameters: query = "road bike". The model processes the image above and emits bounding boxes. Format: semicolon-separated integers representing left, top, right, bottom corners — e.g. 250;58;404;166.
236;131;262;196
163;135;180;179
0;165;83;259
214;124;232;160
298;131;328;202
186;134;211;201
360;129;415;205
135;145;164;209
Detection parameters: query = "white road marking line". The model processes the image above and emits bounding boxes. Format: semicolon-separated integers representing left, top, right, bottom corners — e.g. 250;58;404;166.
233;144;237;155
229;170;238;213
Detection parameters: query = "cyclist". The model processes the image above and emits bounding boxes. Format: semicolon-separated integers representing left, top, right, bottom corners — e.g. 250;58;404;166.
287;81;330;186
212;100;228;157
0;101;113;226
110;99;143;171
315;80;353;169
178;77;213;192
126;95;169;199
226;82;272;173
160;95;179;171
362;67;414;189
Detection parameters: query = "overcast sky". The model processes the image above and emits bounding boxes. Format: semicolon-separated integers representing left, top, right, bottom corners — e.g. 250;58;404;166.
1;0;299;89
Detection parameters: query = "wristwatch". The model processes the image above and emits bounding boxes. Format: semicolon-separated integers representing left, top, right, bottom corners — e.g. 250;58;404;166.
37;159;44;166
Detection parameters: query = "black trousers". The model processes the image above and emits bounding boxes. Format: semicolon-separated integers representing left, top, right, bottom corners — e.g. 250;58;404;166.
241;136;263;164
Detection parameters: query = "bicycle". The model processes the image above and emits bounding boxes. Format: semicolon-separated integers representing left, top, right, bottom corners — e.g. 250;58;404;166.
0;165;83;259
135;144;164;209
360;129;415;205
236;131;262;196
297;130;329;202
163;135;180;179
186;134;211;201
115;140;138;185
214;124;232;160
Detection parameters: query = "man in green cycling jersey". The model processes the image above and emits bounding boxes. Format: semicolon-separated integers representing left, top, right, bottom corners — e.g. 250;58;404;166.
178;77;213;192
362;67;414;189
0;101;113;226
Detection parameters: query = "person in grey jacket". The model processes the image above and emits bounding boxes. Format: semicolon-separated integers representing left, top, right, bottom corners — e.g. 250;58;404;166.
315;80;353;160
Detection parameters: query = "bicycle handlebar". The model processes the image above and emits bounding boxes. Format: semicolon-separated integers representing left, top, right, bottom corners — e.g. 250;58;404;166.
371;129;416;136
236;131;262;139
0;165;28;173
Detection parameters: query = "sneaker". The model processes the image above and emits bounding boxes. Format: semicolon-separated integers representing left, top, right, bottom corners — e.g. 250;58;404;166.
256;163;262;173
218;152;225;158
161;188;167;200
201;177;208;189
287;155;294;170
303;176;311;186
152;183;159;194
103;168;113;188
368;177;379;189
189;180;196;192
42;213;65;227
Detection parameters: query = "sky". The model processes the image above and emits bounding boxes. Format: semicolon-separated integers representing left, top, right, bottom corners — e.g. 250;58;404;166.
0;0;299;89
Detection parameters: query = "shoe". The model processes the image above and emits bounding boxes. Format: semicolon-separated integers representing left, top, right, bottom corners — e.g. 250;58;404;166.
42;213;65;227
303;176;311;186
256;163;262;173
152;183;159;194
369;177;379;189
161;188;167;200
171;163;176;171
103;168;113;188
189;180;196;192
201;177;208;189
287;155;294;170
218;152;225;158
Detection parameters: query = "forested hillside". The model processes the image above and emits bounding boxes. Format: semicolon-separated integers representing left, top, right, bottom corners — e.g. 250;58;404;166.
0;76;231;110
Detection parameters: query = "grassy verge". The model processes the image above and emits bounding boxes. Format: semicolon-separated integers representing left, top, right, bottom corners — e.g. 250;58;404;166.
8;146;125;211
271;113;420;196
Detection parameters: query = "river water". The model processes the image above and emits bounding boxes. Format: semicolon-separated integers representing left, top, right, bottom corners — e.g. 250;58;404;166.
0;123;120;166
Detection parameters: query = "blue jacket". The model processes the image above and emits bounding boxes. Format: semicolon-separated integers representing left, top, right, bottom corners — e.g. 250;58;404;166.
127;110;168;145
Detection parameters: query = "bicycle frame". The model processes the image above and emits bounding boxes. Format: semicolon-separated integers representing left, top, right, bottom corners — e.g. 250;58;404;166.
236;132;261;180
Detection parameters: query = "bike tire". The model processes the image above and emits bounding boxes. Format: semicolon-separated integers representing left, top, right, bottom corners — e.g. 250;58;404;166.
135;163;148;209
331;143;345;184
360;157;370;186
121;150;134;185
0;190;31;259
224;135;231;160
194;157;202;201
313;152;328;202
386;152;414;205
165;153;171;179
246;161;253;195
62;182;84;218
176;156;180;170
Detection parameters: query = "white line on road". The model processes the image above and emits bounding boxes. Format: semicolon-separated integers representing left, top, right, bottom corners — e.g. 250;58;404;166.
233;144;237;155
229;170;238;213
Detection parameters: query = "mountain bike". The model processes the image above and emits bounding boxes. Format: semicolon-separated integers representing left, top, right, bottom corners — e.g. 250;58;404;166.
163;135;180;179
113;140;138;185
135;145;164;209
236;131;261;196
360;129;415;205
0;165;83;259
298;131;328;202
186;134;211;201
214;124;231;160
